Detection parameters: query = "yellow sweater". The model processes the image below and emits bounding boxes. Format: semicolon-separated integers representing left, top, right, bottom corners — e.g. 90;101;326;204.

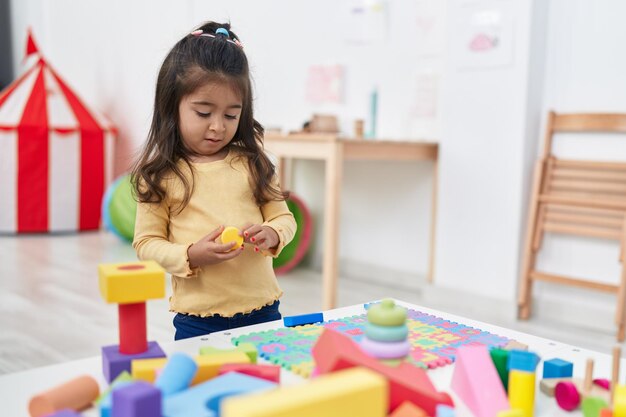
133;148;296;317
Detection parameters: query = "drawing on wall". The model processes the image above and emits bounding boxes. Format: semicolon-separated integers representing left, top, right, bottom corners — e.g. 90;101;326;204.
414;0;446;58
305;65;344;104
344;0;389;45
453;0;514;69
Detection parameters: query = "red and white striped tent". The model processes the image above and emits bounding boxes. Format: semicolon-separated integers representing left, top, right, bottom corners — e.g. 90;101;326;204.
0;32;116;233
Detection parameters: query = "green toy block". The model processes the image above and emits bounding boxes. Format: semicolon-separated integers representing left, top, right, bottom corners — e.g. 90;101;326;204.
490;348;510;392
199;343;258;363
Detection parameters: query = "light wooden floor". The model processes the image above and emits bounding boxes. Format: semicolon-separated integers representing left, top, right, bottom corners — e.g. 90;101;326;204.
0;231;622;374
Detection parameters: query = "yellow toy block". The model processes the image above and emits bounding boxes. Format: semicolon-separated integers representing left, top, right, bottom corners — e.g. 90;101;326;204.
497;410;525;417
614;384;626;417
200;342;258;363
99;260;165;304
221;367;388;417
131;357;168;382
192;352;251;385
508;370;535;417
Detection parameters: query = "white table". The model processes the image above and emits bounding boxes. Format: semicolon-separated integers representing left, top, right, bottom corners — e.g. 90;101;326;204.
0;300;621;417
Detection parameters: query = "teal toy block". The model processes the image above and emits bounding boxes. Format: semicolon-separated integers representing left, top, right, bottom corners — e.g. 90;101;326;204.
284;312;324;327
507;349;540;372
163;371;277;417
543;358;573;379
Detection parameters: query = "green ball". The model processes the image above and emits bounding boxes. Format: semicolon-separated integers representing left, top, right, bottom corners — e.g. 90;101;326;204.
367;299;407;327
108;175;137;242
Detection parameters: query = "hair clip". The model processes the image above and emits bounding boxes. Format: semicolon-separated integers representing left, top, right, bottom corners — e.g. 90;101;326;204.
189;29;244;49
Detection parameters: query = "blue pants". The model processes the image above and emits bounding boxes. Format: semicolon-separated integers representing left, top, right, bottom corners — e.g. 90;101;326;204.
173;300;281;340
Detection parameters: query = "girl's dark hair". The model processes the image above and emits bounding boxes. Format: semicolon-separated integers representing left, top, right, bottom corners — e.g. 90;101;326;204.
130;21;287;212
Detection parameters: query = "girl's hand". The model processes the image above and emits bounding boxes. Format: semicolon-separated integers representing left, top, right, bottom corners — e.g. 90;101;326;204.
241;224;280;253
187;226;243;268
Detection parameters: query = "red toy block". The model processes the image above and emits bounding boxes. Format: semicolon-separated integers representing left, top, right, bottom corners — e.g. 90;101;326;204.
311;328;454;415
219;364;281;383
119;302;147;354
389;401;427;416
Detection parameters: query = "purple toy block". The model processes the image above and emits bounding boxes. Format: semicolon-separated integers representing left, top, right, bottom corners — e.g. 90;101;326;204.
43;410;82;417
102;341;166;382
112;381;161;417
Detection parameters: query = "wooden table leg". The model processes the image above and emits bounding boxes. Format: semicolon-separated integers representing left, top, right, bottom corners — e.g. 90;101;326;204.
428;158;439;283
322;142;343;310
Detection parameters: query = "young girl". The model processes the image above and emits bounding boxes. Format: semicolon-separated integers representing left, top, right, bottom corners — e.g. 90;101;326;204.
131;21;296;340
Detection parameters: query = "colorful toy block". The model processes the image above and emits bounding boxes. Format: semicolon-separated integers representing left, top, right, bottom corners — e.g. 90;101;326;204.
540;377;581;397
112;381;161;417
367;299;407;327
503;340;529;351
118;302;148;354
490;348;510;391
283;312;324;327
600;409;614;417
543;358;573;379
555;380;581;411
219;363;281;383
451;345;509;417
193;351;251;385
364;323;409;343
311;328;454;415
497;410;524;417
220;226;244;250
155;353;198;396
508;370;535;417
41;410;83;417
508;350;540;373
131;357;168;382
200;342;258;363
99;380;134;417
95;371;134;406
583;396;609;417
102;341;166;383
387;401;427;417
164;371;276;417
436;404;456;417
98;261;165;304
221;367;388;417
360;337;411;359
613;384;626;417
28;375;99;417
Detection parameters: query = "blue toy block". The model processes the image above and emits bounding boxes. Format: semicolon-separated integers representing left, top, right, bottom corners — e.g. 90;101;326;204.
44;410;83;417
102;341;166;382
163;371;277;417
507;349;540;372
155;352;198;396
543;358;574;379
436;404;456;417
283;312;324;327
112;381;161;417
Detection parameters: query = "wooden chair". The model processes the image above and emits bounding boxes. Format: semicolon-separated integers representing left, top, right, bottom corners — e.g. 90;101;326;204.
518;111;626;341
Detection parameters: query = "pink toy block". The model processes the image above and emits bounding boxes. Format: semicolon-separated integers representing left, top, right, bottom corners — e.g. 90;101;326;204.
451;345;509;417
555;381;580;411
311;328;454;415
219;364;281;383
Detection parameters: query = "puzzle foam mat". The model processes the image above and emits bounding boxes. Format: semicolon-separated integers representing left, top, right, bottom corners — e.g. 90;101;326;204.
231;308;511;377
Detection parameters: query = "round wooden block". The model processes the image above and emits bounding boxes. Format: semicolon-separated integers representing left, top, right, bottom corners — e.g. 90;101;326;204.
220;226;244;250
555;381;581;411
367;299;407;327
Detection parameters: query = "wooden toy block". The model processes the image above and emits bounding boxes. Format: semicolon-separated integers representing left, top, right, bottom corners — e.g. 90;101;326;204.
539;377;581;397
435;404;455;417
98;260;165;304
164;371;276;417
508;350;540;373
221;367;388;417
364;323;409;343
112;381;161;417
490;348;510;392
614;384;626;417
388;401;427;417
508;370;535;417
503;340;529;351
200;342;258;363
360;337;411;359
131;357;168;382
367;299;407;327
451;345;509;417
155;353;198;396
543;358;573;379
193;351;251;385
583;396;609;417
497;410;525;417
219;363;281;383
118;302;147;354
283;312;324;327
311;328;454;415
102;341;166;383
28;375;99;417
220;226;244;250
